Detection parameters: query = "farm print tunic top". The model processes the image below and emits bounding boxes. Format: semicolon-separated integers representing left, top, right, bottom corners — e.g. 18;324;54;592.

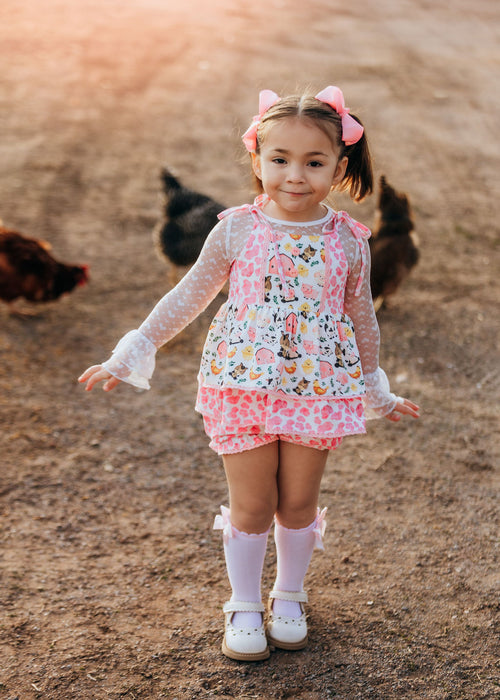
102;195;397;439
197;195;371;440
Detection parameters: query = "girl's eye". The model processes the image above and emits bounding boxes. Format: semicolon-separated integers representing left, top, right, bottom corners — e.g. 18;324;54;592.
308;161;323;168
272;158;287;164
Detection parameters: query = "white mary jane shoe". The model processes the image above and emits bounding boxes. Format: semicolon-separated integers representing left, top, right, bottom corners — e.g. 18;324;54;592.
222;601;270;661
267;590;308;650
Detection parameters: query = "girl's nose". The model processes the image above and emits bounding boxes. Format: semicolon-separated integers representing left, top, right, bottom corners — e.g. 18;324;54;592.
287;164;305;182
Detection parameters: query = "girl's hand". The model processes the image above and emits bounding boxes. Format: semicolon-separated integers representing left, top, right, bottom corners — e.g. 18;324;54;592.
78;365;121;392
385;397;420;422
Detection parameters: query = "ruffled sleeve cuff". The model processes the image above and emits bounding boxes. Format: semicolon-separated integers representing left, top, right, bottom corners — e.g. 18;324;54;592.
363;367;398;419
102;329;157;390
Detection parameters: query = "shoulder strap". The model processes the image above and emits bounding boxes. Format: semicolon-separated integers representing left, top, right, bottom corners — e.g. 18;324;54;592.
217;194;269;222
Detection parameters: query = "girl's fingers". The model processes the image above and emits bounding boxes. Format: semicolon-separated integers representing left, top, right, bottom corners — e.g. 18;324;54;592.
103;376;120;392
387;397;420;421
78;365;101;383
78;366;114;391
398;397;419;411
84;372;104;391
385;410;402;422
400;399;420;417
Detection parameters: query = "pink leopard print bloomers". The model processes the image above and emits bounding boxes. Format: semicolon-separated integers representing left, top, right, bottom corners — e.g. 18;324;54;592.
196;196;371;449
203;412;343;454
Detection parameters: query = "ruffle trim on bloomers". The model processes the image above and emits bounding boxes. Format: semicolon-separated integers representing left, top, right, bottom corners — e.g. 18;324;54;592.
195;383;366;439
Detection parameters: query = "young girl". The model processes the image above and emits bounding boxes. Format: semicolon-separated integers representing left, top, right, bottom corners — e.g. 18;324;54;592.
79;85;419;662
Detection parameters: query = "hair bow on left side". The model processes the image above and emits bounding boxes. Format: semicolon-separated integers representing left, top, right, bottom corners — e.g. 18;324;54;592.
242;89;281;152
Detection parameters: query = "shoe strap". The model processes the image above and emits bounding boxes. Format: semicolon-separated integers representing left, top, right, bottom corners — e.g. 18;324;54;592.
269;589;308;603
223;601;265;614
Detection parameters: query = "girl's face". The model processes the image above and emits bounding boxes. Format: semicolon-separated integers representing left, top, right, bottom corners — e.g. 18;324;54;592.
252;117;348;222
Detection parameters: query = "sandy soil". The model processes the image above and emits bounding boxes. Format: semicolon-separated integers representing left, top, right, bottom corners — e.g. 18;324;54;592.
1;0;499;698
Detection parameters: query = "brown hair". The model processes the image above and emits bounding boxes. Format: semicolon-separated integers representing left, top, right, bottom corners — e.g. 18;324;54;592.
251;92;373;202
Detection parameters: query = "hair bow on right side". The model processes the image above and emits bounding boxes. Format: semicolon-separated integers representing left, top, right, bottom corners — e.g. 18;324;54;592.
315;86;364;145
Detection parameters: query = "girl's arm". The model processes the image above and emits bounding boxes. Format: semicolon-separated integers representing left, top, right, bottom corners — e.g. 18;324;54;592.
79;217;233;392
343;237;419;421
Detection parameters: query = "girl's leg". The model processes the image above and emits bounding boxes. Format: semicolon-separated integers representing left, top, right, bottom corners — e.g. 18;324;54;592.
220;441;279;628
273;441;329;618
276;441;328;528
223;440;279;533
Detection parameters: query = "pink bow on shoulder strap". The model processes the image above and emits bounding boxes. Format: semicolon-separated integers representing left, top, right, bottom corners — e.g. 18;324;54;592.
315;86;364;146
242;89;281;152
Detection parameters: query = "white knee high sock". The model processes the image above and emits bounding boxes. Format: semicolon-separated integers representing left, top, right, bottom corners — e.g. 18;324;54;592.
273;508;326;618
214;506;269;628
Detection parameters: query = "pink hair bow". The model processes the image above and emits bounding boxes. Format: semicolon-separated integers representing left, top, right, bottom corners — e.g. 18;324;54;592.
242;89;281;152
313;506;328;551
315;86;364;146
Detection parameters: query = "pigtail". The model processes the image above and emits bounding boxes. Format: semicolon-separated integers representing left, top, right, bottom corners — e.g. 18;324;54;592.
341;116;373;202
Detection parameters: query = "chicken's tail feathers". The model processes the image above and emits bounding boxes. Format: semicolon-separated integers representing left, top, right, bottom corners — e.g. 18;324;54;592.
160;167;182;193
379;174;396;198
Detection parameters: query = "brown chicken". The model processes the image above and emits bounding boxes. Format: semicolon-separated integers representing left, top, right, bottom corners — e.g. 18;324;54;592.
369;176;419;311
0;225;89;314
153;167;225;286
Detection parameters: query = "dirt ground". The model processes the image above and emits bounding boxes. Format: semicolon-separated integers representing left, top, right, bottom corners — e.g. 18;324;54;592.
1;0;499;698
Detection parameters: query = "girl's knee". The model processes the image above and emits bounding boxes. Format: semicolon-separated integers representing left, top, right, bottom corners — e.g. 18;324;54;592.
230;495;277;534
275;501;318;529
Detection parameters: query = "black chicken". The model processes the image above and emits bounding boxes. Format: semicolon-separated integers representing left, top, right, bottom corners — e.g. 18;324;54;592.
369;176;419;311
0;225;89;315
152;169;419;309
153;168;225;286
